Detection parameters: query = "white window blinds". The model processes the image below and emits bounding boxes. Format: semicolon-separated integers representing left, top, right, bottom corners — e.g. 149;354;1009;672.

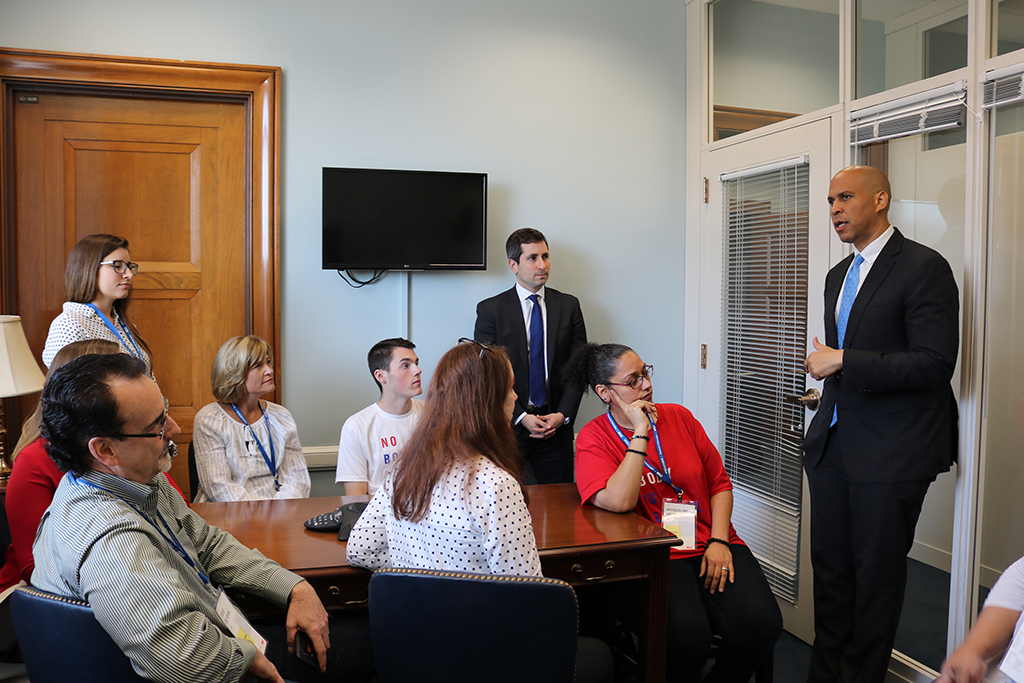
984;66;1024;110
849;82;967;146
719;159;809;603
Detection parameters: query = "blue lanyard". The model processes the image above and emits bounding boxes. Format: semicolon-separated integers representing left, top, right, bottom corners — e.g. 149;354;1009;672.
230;403;280;491
606;411;683;500
71;474;210;585
86;303;144;362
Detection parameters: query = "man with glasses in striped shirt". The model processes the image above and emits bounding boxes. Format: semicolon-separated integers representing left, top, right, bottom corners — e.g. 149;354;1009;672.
31;353;373;683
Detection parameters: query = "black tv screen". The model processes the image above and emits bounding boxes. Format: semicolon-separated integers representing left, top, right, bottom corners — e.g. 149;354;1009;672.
322;167;487;271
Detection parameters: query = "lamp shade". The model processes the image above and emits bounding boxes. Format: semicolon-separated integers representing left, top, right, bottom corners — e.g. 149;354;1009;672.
0;316;46;398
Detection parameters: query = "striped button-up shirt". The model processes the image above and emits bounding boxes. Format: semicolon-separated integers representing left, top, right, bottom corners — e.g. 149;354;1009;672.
32;469;302;683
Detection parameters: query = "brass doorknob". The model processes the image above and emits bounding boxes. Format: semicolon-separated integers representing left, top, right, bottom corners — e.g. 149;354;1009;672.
784;388;821;411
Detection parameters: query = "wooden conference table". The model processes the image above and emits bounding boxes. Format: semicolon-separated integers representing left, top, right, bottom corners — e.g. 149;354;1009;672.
194;483;680;683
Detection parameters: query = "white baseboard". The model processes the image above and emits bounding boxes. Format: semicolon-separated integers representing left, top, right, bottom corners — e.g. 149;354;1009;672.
908;540;952;572
302;446;338;471
907;540;1004;590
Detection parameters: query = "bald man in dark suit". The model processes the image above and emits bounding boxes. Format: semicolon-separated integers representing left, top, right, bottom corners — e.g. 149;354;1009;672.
803;166;959;683
474;228;587;484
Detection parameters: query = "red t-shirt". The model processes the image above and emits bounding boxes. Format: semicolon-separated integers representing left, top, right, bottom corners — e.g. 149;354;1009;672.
0;437;189;592
575;404;743;559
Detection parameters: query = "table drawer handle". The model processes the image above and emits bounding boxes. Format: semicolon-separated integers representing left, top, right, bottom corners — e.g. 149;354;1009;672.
326;585;367;605
572;560;615;581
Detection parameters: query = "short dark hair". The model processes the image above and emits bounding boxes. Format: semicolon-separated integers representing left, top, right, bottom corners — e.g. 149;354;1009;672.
368;338;416;393
41;354;148;476
505;228;547;263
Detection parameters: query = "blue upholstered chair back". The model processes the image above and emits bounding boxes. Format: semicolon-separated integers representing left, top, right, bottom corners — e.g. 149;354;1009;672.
10;585;145;683
369;568;579;683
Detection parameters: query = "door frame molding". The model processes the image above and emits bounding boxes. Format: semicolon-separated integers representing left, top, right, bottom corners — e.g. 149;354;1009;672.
0;46;281;379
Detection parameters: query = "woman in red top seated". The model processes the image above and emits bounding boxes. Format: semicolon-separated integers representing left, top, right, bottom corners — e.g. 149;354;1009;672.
0;341;186;594
567;342;782;683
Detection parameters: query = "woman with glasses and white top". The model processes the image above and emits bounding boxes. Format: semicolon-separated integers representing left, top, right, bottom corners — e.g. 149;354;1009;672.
566;342;782;683
42;234;153;378
192;335;310;502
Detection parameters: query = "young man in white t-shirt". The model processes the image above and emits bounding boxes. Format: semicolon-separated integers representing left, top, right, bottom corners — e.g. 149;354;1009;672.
336;338;424;495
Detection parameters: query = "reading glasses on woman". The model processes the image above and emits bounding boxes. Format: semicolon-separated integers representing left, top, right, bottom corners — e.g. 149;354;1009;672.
605;364;654;390
99;259;140;276
113;396;170;439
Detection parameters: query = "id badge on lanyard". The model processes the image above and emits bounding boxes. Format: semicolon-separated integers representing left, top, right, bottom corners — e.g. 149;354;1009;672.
216;588;267;653
999;622;1024;683
662;498;698;550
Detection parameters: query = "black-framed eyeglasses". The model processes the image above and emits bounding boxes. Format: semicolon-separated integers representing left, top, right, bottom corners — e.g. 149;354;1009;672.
111;397;170;439
605;365;654;390
458;337;494;358
99;259;140;276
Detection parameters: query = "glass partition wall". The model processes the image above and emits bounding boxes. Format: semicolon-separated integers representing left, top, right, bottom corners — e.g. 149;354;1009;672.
855;133;966;671
857;0;969;98
695;0;1024;678
978;96;1024;633
711;0;839;140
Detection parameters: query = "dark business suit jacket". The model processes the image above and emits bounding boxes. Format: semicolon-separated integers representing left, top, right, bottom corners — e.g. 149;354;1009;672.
803;227;959;483
474;286;588;425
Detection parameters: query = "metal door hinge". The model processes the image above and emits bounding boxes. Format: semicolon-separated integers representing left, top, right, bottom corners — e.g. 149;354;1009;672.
700;344;707;369
703;177;709;203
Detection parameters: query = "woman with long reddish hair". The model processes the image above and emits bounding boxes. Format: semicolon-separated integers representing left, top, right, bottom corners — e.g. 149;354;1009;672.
347;338;539;575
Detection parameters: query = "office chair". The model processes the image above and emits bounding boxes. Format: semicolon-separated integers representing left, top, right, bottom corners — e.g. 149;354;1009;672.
368;568;580;683
188;440;200;503
10;585;146;683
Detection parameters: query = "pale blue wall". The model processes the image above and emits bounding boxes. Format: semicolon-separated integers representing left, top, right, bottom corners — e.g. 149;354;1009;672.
1;0;689;457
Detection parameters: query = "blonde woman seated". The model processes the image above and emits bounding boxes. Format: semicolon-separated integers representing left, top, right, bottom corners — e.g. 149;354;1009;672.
192;336;310;502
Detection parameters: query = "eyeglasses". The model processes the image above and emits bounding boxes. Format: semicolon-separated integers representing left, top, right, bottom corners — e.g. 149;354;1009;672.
99;260;139;276
458;337;495;358
111;397;170;439
605;365;654;391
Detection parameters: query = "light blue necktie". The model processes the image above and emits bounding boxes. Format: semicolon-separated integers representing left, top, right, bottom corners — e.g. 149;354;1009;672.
831;253;864;427
528;294;547;408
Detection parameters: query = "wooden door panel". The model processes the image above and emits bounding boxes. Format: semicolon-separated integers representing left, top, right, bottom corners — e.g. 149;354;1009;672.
133;292;200;430
2;50;281;502
12;90;250;495
69;141;196;253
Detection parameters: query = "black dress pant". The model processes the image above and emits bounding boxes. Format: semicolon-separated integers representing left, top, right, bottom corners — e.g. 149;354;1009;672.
252;612;374;683
609;544;782;683
804;427;934;683
516;419;575;484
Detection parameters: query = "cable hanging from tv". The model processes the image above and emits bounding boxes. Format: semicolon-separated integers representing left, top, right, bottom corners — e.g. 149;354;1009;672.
337;269;387;288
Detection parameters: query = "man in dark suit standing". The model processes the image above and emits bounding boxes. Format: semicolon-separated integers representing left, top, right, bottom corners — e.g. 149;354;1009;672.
803;166;959;683
475;228;587;484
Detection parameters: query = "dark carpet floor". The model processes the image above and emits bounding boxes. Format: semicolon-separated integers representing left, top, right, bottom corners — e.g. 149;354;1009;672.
614;557;959;683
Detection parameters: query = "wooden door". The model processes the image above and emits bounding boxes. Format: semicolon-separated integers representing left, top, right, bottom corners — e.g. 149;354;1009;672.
1;50;281;500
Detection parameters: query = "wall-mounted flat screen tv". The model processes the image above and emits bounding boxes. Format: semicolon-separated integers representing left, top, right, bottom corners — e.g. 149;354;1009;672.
322;167;487;271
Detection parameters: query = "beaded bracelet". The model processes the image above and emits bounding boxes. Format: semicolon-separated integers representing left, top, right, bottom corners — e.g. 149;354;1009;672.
707;537;730;548
630;434;650;441
625;448;647;457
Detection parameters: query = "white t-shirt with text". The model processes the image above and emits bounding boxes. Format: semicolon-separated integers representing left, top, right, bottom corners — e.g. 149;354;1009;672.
335;400;424;494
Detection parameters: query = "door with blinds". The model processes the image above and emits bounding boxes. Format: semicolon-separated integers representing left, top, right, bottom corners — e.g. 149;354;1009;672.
697;116;834;643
